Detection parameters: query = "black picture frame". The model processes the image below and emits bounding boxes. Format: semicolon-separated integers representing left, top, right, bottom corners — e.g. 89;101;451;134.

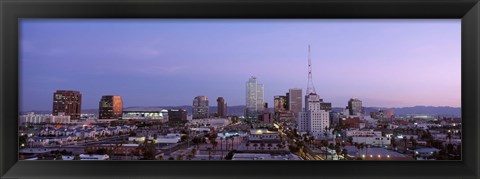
1;0;479;178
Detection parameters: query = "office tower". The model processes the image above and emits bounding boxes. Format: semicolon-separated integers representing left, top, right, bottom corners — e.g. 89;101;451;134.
297;45;330;137
260;103;273;124
274;95;287;113
99;95;123;119
348;98;363;115
193;96;209;119
245;76;264;122
168;109;187;122
217;97;227;117
288;88;302;116
52;90;82;120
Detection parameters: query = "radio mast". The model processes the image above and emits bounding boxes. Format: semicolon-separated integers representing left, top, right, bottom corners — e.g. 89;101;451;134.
306;45;317;95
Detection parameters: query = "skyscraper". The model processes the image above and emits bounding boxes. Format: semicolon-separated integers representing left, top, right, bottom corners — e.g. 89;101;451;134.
274;95;287;112
52;90;82;120
217;97;227;117
348;98;363;115
297;45;330;137
245;76;264;122
288;88;303;116
99;95;123;119
193;96;209;119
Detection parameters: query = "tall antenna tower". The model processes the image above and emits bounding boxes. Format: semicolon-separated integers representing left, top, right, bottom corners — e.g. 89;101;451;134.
307;45;317;95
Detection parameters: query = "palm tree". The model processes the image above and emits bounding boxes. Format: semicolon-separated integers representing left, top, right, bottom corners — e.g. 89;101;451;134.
402;137;408;153
260;142;266;150
211;140;218;150
246;142;251;150
192;137;201;150
410;138;417;150
207;147;212;160
253;143;258;150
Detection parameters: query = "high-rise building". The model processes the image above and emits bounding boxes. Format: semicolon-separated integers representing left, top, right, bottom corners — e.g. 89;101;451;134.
348;98;363;115
217;97;227;117
298;93;330;136
193;96;209;119
245;76;264;122
297;45;330;138
259;103;273;124
99;95;123;119
274;95;287;112
52;90;82;120
288;88;302;116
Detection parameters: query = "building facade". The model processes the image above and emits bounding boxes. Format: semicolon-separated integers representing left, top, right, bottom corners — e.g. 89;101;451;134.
52;90;82;120
216;97;227;117
348;98;363;115
288;88;303;117
259;103;274;125
298;93;330;138
273;95;287;113
168;109;187;122
122;107;168;121
99;95;123;119
245;76;264;122
193;96;209;119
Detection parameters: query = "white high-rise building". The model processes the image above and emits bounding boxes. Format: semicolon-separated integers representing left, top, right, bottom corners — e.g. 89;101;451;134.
298;93;330;137
245;76;264;122
297;45;329;138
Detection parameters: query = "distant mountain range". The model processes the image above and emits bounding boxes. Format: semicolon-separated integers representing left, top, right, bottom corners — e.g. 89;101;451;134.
333;106;460;117
23;105;460;117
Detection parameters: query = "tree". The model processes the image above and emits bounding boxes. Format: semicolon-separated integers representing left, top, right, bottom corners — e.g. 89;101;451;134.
391;138;397;150
207;147;212;160
181;135;189;142
246;142;250;150
402;137;408;153
224;150;236;160
192;137;202;149
142;140;157;160
55;154;63;160
96;148;107;155
191;149;197;157
73;154;81;160
341;149;349;160
260;142;266;150
176;154;185;160
211;140;218;150
253;143;259;150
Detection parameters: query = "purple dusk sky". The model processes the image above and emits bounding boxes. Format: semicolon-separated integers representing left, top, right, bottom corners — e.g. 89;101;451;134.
20;19;461;111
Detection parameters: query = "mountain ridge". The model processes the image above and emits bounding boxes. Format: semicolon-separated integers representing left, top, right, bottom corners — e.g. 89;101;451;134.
23;105;461;117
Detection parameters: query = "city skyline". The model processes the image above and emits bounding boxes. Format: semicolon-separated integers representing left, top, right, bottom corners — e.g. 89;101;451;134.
20;19;461;111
